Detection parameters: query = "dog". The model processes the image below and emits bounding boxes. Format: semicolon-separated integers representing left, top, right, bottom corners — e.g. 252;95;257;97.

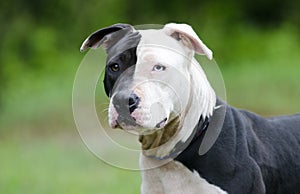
80;23;300;194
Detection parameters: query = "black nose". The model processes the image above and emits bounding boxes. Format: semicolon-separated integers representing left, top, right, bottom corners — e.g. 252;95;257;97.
129;93;140;113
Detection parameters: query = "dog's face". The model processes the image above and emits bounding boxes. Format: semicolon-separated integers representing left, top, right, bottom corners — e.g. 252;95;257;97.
121;29;194;132
81;23;213;136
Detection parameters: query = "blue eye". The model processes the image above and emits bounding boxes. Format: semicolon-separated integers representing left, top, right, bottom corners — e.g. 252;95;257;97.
109;63;120;72
152;64;166;72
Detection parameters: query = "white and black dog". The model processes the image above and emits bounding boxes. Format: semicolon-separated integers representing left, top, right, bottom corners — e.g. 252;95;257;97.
80;23;300;194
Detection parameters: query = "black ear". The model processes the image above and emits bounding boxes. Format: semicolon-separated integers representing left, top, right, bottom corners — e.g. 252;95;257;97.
80;23;133;52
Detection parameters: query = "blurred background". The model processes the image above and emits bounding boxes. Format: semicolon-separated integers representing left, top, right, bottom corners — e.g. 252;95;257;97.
0;0;299;193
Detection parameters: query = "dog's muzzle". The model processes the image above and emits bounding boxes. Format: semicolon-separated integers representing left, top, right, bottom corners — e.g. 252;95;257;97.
109;91;168;132
108;66;170;133
110;91;140;128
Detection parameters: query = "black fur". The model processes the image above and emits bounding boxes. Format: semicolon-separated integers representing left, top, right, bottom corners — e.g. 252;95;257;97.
103;28;140;96
176;99;300;194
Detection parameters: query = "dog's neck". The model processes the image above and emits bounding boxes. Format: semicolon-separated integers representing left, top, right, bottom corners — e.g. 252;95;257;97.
139;115;211;160
139;117;181;150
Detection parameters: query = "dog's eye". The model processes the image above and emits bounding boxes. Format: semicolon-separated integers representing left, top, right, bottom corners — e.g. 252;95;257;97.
152;64;166;72
109;63;120;72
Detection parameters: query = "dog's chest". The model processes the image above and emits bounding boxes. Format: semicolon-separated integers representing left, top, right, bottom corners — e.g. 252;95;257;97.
140;155;227;194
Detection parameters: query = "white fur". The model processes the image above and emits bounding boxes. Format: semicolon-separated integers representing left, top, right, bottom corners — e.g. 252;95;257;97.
164;23;213;59
140;155;227;194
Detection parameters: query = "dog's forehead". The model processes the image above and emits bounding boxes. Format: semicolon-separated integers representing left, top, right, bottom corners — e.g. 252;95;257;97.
136;29;188;65
106;29;141;62
137;29;186;55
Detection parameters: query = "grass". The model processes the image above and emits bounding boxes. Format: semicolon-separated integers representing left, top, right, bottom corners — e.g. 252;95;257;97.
0;133;141;194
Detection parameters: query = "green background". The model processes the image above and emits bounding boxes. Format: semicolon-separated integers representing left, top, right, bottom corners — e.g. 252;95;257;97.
0;0;299;193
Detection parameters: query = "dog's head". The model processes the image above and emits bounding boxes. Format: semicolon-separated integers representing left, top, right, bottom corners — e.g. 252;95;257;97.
81;23;216;153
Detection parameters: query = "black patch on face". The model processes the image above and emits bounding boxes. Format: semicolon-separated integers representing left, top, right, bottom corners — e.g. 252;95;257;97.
103;29;141;97
112;69;137;127
104;47;137;96
81;24;141;97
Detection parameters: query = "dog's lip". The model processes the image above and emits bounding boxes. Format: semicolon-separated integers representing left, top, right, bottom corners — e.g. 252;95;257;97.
155;118;168;128
114;120;137;131
114;118;168;132
112;120;123;129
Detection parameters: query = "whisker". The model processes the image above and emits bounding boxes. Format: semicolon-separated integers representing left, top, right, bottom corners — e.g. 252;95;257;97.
102;108;109;113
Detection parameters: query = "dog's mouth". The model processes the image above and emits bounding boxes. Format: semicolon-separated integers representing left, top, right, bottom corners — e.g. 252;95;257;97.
155;117;168;128
112;116;169;134
139;116;180;150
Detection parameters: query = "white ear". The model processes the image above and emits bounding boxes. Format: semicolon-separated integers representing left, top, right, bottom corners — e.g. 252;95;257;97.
163;23;213;60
